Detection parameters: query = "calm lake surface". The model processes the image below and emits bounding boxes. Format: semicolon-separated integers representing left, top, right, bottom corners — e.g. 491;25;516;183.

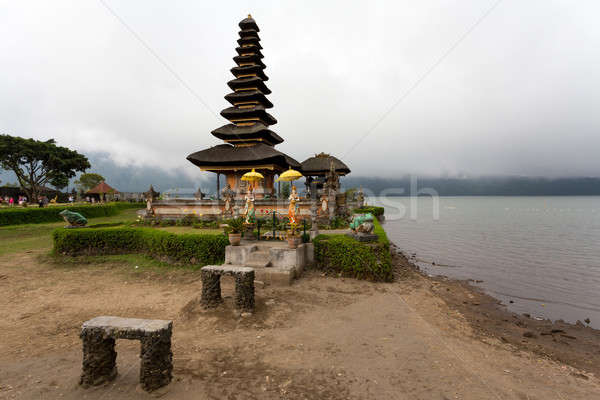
373;196;600;328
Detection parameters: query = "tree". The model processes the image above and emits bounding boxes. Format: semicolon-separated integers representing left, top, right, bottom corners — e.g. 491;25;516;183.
0;134;90;201
75;173;105;192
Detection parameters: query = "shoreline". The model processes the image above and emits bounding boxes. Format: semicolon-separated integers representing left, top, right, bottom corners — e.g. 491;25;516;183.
390;241;600;377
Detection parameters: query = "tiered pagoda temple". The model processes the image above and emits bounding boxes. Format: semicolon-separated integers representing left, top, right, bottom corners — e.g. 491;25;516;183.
187;15;300;199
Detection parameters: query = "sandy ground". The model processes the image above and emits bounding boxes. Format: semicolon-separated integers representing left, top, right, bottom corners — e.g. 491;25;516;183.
1;249;600;399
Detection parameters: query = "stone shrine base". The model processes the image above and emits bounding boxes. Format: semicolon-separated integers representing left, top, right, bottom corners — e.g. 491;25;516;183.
224;241;313;286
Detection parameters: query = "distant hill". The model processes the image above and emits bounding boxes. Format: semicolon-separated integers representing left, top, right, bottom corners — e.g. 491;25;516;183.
341;176;600;196
0;152;214;194
2;155;600;195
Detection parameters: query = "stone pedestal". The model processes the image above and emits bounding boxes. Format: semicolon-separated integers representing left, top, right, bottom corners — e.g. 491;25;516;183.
140;335;173;391
79;316;173;392
80;329;117;386
234;271;255;312
243;224;256;240
201;265;255;312
200;268;223;308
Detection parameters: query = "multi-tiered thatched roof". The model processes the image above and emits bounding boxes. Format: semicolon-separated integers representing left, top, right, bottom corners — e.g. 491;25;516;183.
187;15;300;171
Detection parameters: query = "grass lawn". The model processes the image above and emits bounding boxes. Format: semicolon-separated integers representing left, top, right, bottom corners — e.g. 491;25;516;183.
0;209;141;257
0;209;224;257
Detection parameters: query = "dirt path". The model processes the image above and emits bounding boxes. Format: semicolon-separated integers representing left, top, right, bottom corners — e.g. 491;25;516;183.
0;251;599;399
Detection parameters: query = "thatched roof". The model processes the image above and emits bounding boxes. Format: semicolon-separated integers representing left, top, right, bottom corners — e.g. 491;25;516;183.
230;65;269;82
301;153;351;176
224;89;272;107
86;181;118;194
237;36;261;49
220;106;277;126
227;76;270;93
239;16;259;32
187;143;301;170
211;123;283;145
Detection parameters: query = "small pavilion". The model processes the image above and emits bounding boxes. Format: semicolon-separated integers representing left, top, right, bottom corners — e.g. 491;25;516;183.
301;153;351;196
186;15;300;199
86;182;119;202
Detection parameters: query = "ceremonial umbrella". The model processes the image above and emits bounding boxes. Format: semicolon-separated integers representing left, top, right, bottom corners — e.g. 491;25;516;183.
276;167;303;182
241;168;264;182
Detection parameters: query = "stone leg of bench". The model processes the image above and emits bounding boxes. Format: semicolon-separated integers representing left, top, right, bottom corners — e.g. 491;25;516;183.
201;269;222;308
79;328;117;387
140;331;173;391
235;270;255;312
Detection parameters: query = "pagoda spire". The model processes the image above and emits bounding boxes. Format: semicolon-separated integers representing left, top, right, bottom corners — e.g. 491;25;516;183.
210;15;283;146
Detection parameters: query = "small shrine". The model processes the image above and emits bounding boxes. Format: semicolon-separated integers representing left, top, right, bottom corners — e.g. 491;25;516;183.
301;153;350;198
186;15;300;200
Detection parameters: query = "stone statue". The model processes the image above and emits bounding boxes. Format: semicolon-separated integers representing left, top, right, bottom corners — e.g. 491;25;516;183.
357;186;365;208
288;185;300;225
222;184;234;215
146;196;153;214
243;186;255;224
59;209;88;228
319;193;328;215
350;213;375;234
347;213;377;242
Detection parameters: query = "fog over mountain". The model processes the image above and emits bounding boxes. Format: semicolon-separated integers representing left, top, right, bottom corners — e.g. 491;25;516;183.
1;2;600;182
3;155;600;196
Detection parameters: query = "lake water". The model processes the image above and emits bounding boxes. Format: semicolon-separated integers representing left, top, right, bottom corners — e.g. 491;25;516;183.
373;196;600;328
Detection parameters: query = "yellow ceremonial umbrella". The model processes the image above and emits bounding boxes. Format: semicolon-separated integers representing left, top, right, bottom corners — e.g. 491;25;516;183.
276;167;303;182
241;168;264;182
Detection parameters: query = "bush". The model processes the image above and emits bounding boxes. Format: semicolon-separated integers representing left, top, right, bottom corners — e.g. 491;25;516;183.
301;232;310;243
352;206;384;217
0;202;142;226
53;227;228;266
313;218;392;281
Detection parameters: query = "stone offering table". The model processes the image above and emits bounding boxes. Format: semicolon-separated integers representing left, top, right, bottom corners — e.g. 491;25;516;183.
201;265;255;312
79;316;173;391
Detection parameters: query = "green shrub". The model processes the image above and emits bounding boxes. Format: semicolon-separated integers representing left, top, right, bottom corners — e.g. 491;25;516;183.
223;217;245;234
301;232;310;243
352;206;385;217
372;218;390;246
0;202;142;226
313;218;392;281
53;227;228;266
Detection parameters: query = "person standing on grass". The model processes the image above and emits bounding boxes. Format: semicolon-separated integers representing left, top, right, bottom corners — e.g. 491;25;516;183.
9;197;14;207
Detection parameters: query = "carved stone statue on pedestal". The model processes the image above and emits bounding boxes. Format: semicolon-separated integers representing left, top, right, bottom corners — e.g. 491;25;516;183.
221;184;235;217
357;186;365;208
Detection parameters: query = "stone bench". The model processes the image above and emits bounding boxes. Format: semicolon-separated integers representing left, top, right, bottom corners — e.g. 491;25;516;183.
201;265;255;312
79;316;173;392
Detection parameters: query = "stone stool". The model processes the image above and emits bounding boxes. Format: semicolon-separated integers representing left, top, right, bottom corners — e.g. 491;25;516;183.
79;316;173;391
201;265;255;312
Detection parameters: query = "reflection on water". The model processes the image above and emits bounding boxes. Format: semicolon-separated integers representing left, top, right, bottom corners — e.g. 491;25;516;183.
373;196;600;328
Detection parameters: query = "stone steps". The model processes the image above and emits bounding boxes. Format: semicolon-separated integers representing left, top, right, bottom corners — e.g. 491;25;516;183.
246;250;271;268
245;260;271;268
224;243;313;286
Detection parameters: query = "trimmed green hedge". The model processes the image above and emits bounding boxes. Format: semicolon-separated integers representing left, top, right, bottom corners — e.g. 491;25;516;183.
313;218;392;281
0;202;143;226
53;227;228;266
353;206;385;217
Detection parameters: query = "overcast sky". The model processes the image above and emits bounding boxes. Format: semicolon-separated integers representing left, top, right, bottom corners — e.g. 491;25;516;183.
1;1;599;181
